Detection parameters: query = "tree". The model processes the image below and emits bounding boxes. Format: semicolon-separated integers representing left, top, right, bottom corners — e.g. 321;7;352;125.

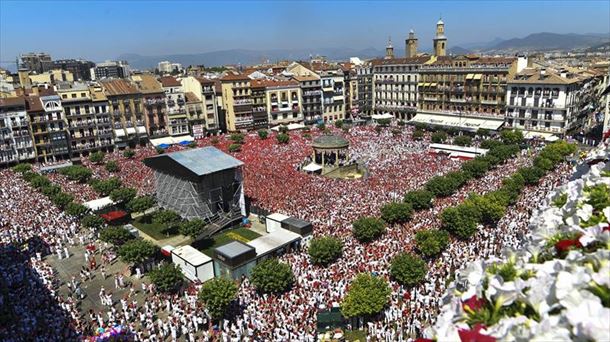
21;171;37;182
58;165;92;183
461;159;490;179
90;177;122;196
211;137;219;145
149;263;184;293
198;278;238;320
480;139;503;150
118;239;157;265
431;131;447;144
403;190;434;210
317;123;326;131
466;194;506;226
352;217;385;242
377;118;391;126
425;174;462;197
440;204;480;239
308;236;344;266
412;129;424;141
334;120;344;128
52;192;74;209
99;226;134;245
257;129;268;140
178;218;206;238
533;156;554;171
229;133;245;144
81;214;105;229
187;142;197;148
228;144;242;152
477;128;490;137
65;202;89;217
152;209;182;226
453;135;472;147
340;273;391;318
127;195;156;213
380;202;413;224
123;149;135;159
89;151;105;164
105;160;120;172
41;184;62;197
390;253;428;286
276;133;290;144
500;129;524;145
30;175;51;189
278;125;289;134
518;166;545;185
488;144;519;163
251;259;294;294
11;163;31;173
109;187;137;204
415;229;449;257
446;127;459;136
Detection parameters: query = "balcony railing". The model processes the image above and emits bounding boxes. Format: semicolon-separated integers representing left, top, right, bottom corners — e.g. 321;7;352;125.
234;99;253;105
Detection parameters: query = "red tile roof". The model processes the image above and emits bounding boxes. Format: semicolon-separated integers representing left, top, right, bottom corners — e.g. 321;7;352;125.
101;79;140;96
159;76;182;87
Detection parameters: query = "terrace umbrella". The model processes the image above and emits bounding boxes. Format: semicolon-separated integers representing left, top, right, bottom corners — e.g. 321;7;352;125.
158;143;170;149
178;140;191;146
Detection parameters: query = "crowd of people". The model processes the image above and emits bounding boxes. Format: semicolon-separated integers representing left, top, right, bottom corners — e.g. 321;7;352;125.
0;122;576;341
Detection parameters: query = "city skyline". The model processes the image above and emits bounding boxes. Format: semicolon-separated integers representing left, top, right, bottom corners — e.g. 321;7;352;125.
1;0;609;67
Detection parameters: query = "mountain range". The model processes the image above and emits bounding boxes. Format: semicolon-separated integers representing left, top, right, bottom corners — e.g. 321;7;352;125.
118;32;609;70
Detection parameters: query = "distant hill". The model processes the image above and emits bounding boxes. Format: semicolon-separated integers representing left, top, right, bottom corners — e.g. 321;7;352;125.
118;47;384;70
447;46;472;55
487;32;609;52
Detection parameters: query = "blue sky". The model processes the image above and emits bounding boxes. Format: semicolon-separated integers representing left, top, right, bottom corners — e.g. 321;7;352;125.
1;0;609;65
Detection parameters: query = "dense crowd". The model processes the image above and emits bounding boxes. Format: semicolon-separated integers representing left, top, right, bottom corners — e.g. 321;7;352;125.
0;123;576;341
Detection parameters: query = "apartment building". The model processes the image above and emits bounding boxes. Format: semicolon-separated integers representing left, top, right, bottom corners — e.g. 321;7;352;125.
316;64;345;122
371;56;429;120
57;83;113;155
27;69;74;86
221;74;253;131
356;62;374;116
250;81;269;129
0;97;35;165
26;93;71;162
52;59;95;81
20;52;53;73
184;92;205;137
160;76;188;136
92;61;130;80
251;79;303;127
101;79;146;148
341;64;359;118
505;68;592;137
181;77;220;133
413;55;521;131
131;74;168;138
292;75;322;123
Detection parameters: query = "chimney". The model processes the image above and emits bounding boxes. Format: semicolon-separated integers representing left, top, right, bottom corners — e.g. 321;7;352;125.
540;68;546;76
560;69;567;78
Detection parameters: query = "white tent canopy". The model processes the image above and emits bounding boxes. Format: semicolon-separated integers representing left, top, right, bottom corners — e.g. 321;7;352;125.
150;135;195;147
84;196;114;211
372;113;394;120
522;130;559;142
410;113;504;131
271;123;306;131
303;162;323;172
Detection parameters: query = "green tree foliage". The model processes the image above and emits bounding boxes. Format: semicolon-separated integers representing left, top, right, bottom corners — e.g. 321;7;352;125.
105;160;120;172
52;192;74;209
390;253;428;286
89;151;105;164
229;133;245;144
380;202;413;224
415;229;450;257
466;194;506;226
518;166;546;185
21;171;37;182
118;239;157;264
127;195;156;213
431;131;447;143
41;184;62;197
480;139;503;150
403;189;434;210
149;263;184;293
412;129;424;141
11;163;32;173
462;158;490;179
211;137;219;145
257;129;268;140
533;156;554;171
341;273;391;318
109;187;137;204
123;149;135;158
500;129;524;145
155;146;165;154
477;128;490;137
277;133;290;144
308;236;344;266
377;118;391;126
152;209;182;226
178;218;206;238
440;204;480;239
397;120;406;126
487;144;519;163
81;214;105;229
228;144;242;152
352;217;386;242
198;278;238;320
251;259;294;294
90;177;122;196
317;123;326;131
279;125;289;134
99;226;134;245
425;171;469;198
334;120;344;128
30;174;51;189
58;165;93;183
187;142;198;148
65;202;89;217
453;135;472;147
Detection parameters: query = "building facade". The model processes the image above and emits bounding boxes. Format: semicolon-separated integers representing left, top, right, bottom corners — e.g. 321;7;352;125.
92;61;131;80
20;52;53;73
160;76;188;136
26;94;71;162
221;74;254;131
101;79;146;148
132;74;168;138
356;62;374;116
0;97;35;165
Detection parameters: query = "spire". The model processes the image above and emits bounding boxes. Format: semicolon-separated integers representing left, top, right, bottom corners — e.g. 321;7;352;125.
387;36;393;48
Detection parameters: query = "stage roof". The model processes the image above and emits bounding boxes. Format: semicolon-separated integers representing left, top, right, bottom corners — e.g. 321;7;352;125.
144;146;243;180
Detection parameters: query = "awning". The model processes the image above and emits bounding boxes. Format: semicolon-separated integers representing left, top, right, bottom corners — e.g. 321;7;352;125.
114;129;125;137
303;162;323;172
522;130;558;141
429;83;437;87
372;113;394;120
466;74;474;80
410;113;504;131
83;196;114;211
174;135;194;142
136;126;146;134
417;83;425;86
150;136;174;147
473;74;482;80
126;127;136;134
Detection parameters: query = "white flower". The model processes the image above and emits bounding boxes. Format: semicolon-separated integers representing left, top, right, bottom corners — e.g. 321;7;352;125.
485;276;526;306
565;297;610;342
576;204;594;222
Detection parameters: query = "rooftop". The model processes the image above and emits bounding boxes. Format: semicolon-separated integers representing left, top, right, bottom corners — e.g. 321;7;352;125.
172;245;212;266
132;74;164;94
144;146;244;178
215;240;255;259
160;76;182;88
312;135;349;149
101;79;140;96
247;228;301;257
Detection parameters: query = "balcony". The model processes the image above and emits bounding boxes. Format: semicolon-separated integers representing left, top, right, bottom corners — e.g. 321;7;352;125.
449;98;467;103
375;79;396;84
304;90;322;96
234;99;253;105
480;99;499;105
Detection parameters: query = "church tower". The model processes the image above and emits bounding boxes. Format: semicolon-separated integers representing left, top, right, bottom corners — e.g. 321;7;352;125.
433;18;447;57
405;29;418;58
385;36;394;59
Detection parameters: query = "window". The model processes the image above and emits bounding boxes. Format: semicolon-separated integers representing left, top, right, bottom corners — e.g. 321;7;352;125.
71;94;76;98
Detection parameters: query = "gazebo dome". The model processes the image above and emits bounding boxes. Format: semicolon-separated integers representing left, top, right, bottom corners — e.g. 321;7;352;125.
312;135;349;149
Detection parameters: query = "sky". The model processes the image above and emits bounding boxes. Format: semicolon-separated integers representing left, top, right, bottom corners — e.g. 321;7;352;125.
1;0;609;66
